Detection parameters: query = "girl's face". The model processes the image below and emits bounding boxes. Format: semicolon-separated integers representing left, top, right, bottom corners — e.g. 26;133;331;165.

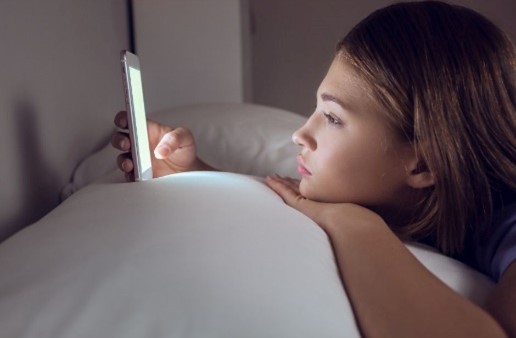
294;56;417;211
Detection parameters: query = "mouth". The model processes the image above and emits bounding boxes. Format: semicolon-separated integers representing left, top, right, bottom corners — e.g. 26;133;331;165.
296;154;312;177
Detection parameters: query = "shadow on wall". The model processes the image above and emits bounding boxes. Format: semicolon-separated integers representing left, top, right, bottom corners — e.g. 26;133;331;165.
0;98;61;242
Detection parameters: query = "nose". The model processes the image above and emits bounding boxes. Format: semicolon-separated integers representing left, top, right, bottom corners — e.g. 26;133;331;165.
292;123;316;151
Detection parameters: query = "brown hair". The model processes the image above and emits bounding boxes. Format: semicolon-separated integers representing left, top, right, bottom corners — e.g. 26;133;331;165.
337;1;516;255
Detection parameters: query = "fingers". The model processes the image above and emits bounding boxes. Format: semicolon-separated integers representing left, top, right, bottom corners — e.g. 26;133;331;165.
125;171;135;182
117;153;133;173
154;127;194;159
111;131;131;151
114;111;128;129
266;175;324;226
280;176;301;193
267;175;301;193
266;175;305;206
115;153;134;182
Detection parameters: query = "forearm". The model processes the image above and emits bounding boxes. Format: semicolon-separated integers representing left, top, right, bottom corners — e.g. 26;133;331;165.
485;262;516;337
326;218;507;338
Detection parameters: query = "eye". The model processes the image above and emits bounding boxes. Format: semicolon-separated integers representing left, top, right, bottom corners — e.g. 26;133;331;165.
322;112;342;127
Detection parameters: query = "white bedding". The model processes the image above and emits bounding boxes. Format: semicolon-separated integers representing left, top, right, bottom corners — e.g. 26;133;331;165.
0;103;494;338
61;103;305;199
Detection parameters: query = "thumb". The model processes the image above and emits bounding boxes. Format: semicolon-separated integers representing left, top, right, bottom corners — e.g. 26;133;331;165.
154;127;193;159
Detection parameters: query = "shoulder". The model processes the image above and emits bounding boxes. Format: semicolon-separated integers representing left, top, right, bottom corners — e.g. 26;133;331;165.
476;200;516;282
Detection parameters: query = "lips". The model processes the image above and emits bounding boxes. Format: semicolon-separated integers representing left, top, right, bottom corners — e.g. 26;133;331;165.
296;154;312;176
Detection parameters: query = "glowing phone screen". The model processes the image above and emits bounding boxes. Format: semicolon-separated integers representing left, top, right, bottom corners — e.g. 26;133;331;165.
127;66;152;178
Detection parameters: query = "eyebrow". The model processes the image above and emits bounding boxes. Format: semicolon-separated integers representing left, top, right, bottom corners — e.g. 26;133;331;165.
320;93;349;110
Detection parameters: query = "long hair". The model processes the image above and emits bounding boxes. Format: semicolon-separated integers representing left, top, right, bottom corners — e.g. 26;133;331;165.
337;1;516;255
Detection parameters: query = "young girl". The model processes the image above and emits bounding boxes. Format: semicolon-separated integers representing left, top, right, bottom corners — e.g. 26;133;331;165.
112;1;515;337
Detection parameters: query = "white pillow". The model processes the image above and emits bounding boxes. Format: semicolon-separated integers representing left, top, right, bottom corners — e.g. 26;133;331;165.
0;172;493;338
152;102;306;177
60;103;306;199
1;172;356;337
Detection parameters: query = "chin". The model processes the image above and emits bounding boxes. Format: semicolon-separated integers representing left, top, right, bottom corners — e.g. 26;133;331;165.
299;181;327;202
298;180;312;198
299;180;351;203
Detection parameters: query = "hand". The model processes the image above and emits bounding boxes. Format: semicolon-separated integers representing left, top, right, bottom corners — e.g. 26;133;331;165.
265;175;385;236
111;111;203;181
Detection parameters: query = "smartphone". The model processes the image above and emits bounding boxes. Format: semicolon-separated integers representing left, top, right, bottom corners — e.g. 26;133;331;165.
120;50;153;181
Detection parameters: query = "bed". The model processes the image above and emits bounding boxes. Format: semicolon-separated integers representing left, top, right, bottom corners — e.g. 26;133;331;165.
0;103;494;338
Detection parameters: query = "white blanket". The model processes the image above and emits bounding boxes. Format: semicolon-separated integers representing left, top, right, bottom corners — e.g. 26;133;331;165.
0;103;493;338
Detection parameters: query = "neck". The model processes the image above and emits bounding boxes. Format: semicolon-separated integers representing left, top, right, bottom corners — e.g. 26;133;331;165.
370;188;427;232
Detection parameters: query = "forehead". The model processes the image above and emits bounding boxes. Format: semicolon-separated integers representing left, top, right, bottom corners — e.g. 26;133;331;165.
317;55;378;113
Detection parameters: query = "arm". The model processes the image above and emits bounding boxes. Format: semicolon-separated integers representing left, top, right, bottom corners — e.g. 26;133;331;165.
266;176;510;338
486;262;516;337
324;213;507;338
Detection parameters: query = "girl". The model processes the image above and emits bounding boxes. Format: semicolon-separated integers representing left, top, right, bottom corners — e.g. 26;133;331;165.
112;1;515;337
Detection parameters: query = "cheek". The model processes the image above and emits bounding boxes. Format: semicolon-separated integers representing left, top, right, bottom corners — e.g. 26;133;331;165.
300;148;352;201
318;138;374;173
304;137;405;203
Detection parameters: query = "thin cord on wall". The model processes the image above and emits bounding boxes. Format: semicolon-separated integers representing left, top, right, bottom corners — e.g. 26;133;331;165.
126;0;136;53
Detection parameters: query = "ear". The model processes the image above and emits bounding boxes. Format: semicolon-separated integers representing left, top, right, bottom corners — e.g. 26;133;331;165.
406;160;435;189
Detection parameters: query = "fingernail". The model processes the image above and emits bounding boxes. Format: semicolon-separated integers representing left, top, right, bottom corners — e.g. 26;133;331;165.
157;145;170;157
121;139;129;150
116;115;127;128
121;160;129;171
